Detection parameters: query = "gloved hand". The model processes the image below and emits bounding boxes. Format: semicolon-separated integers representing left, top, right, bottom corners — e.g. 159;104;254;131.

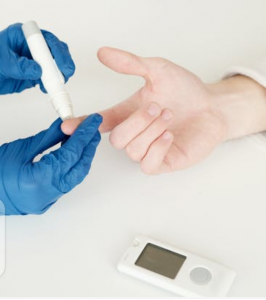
0;23;75;94
0;114;102;215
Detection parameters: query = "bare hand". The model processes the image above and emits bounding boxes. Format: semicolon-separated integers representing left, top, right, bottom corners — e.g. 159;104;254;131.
62;47;266;174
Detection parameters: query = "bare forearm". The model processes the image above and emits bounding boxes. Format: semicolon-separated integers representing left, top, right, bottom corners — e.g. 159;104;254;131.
209;75;266;141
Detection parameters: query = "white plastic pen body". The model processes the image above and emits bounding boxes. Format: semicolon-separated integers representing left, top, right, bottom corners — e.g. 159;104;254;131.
22;21;74;120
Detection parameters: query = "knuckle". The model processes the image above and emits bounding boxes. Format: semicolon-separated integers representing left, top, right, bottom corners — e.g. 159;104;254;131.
58;177;72;193
164;150;187;171
148;57;170;68
125;144;142;162
109;131;124;149
140;162;157;175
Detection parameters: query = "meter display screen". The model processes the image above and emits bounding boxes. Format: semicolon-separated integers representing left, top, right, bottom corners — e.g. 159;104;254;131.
135;243;187;279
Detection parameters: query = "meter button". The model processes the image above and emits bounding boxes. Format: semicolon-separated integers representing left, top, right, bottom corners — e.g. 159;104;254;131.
132;238;140;247
190;267;212;285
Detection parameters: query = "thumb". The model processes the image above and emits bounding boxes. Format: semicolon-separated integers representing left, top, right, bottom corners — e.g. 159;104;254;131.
97;47;148;77
0;47;42;80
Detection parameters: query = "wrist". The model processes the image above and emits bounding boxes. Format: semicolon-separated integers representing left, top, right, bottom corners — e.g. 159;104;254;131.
207;75;266;141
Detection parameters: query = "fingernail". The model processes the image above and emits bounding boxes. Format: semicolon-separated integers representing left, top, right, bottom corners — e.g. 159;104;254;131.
162;109;173;121
147;103;161;116
162;131;172;140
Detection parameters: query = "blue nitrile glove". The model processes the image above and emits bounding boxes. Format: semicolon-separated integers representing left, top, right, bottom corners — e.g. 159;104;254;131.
0;114;102;215
0;23;75;94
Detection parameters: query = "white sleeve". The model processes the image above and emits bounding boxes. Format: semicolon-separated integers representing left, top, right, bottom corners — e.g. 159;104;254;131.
223;58;266;89
223;60;266;147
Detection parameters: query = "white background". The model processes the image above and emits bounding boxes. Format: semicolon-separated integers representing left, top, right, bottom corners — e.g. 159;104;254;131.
0;0;266;297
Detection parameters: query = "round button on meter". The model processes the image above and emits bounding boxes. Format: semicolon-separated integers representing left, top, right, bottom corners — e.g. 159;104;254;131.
190;267;212;285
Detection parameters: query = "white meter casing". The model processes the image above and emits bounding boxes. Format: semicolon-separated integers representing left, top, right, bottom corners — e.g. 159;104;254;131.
118;236;236;297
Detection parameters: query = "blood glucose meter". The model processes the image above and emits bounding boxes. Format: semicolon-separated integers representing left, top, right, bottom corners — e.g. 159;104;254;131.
118;236;236;297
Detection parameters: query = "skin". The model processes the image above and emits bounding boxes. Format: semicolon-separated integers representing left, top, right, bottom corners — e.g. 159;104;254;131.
62;47;266;174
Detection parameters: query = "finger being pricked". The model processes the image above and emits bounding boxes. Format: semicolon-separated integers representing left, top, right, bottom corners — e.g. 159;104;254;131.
109;102;163;149
125;108;174;162
61;115;87;135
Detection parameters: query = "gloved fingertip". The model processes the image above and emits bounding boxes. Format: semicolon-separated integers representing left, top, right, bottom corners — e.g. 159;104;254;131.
59;61;76;80
38;80;47;93
86;113;103;124
67;64;76;77
64;114;102;150
51;117;63;127
76;114;101;128
30;62;42;80
76;114;102;134
46;118;65;138
41;29;54;40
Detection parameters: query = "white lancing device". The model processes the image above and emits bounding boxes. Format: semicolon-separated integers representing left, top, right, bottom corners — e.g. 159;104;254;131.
22;20;74;120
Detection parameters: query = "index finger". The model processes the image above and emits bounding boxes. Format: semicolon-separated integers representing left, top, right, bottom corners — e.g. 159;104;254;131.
61;115;87;135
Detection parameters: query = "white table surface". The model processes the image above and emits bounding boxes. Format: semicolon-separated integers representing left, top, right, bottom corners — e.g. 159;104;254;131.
0;0;266;297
